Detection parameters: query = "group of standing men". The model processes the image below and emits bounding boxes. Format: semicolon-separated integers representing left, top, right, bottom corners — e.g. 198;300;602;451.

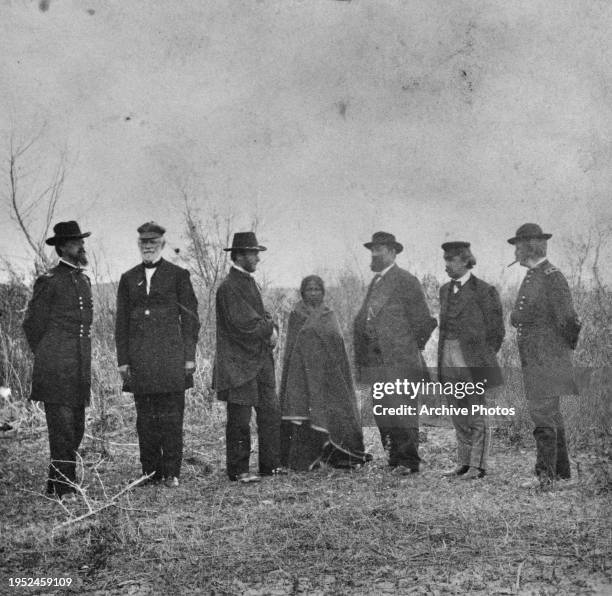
22;220;580;498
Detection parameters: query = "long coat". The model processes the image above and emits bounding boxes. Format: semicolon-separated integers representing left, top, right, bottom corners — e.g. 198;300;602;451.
115;259;200;394
354;264;437;382
510;260;580;399
280;301;370;464
23;261;93;407
214;267;274;393
438;275;505;387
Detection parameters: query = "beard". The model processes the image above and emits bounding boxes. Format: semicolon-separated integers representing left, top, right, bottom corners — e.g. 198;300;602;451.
370;256;385;272
76;250;88;266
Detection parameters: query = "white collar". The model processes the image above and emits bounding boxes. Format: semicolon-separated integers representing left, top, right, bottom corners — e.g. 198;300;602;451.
232;264;253;277
60;258;83;270
143;258;162;267
374;263;396;278
450;271;472;286
529;257;547;270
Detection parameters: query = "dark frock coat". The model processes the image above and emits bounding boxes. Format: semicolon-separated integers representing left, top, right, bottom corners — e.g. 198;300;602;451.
115;259;200;394
354;264;437;382
23;261;93;407
510;260;580;399
437;275;505;387
354;264;437;431
214;267;274;396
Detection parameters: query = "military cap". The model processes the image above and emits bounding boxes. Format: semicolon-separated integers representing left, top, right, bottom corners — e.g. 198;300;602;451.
137;221;166;239
441;241;471;252
223;232;267;252
364;231;403;254
507;223;552;245
45;221;91;245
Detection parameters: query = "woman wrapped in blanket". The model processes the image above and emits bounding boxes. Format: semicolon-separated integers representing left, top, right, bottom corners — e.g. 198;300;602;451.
279;275;371;471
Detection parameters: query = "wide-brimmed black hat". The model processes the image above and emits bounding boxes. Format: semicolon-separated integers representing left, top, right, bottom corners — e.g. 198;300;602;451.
441;241;471;252
223;232;267;252
364;231;403;254
45;221;91;246
507;223;552;245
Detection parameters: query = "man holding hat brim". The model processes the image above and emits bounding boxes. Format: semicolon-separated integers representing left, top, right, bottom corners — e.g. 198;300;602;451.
438;241;505;480
23;221;93;499
508;223;581;489
214;232;284;483
354;232;437;475
115;222;200;489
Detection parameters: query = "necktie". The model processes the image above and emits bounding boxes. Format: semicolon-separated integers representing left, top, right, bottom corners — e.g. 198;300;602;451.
450;280;461;293
143;262;159;269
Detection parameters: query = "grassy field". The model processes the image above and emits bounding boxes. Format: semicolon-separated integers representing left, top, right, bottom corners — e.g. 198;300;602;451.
1;395;610;596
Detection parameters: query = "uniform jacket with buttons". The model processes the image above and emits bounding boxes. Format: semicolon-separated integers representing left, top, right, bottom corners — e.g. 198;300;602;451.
438;275;505;387
23;261;93;406
115;259;200;394
353;264;437;382
213;267;275;394
510;260;580;398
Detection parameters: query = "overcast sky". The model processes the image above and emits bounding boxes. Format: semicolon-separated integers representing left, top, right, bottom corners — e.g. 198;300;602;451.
1;0;611;288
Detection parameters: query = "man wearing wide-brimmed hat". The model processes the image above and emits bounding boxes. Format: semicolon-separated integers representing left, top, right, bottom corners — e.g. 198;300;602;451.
508;223;581;490
354;232;437;475
214;232;284;483
23;221;93;500
438;241;505;481
115;222;200;489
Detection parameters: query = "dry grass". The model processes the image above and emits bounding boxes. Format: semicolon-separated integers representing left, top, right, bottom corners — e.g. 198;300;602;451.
1;396;610;595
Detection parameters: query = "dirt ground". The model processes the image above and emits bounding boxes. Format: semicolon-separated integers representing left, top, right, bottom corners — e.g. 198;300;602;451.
0;404;610;595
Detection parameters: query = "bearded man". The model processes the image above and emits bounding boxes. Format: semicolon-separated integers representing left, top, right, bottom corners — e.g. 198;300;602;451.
23;221;93;499
115;222;200;488
508;223;581;489
214;232;284;483
354;231;437;475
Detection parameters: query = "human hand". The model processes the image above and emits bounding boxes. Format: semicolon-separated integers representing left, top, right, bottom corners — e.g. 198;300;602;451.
118;364;131;382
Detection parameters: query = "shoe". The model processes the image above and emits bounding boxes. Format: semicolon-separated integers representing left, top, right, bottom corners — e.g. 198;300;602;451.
442;465;469;477
164;476;180;488
390;465;419;476
459;467;486;480
230;472;260;484
137;474;162;487
261;467;289;477
520;476;553;490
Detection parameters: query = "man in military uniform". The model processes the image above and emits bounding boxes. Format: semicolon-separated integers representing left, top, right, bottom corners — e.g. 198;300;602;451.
438;242;505;480
354;232;437;475
508;223;581;489
214;232;284;484
23;221;93;499
115;222;200;488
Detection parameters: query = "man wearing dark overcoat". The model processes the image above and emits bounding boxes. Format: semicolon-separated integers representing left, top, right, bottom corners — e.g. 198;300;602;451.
508;223;581;489
438;242;505;480
115;222;200;488
23;221;93;499
354;232;437;475
214;232;283;483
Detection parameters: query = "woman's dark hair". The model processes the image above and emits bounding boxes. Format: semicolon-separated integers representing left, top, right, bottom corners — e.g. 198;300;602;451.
300;275;325;299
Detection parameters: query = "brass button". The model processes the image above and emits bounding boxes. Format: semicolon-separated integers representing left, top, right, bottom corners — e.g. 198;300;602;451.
145;309;150;316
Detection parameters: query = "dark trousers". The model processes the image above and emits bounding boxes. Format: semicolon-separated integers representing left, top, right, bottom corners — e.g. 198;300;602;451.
134;392;185;480
223;372;280;479
378;427;420;471
527;396;571;480
44;403;85;496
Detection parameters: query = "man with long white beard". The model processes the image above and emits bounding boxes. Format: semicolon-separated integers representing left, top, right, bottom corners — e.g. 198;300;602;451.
115;222;200;488
23;221;93;500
